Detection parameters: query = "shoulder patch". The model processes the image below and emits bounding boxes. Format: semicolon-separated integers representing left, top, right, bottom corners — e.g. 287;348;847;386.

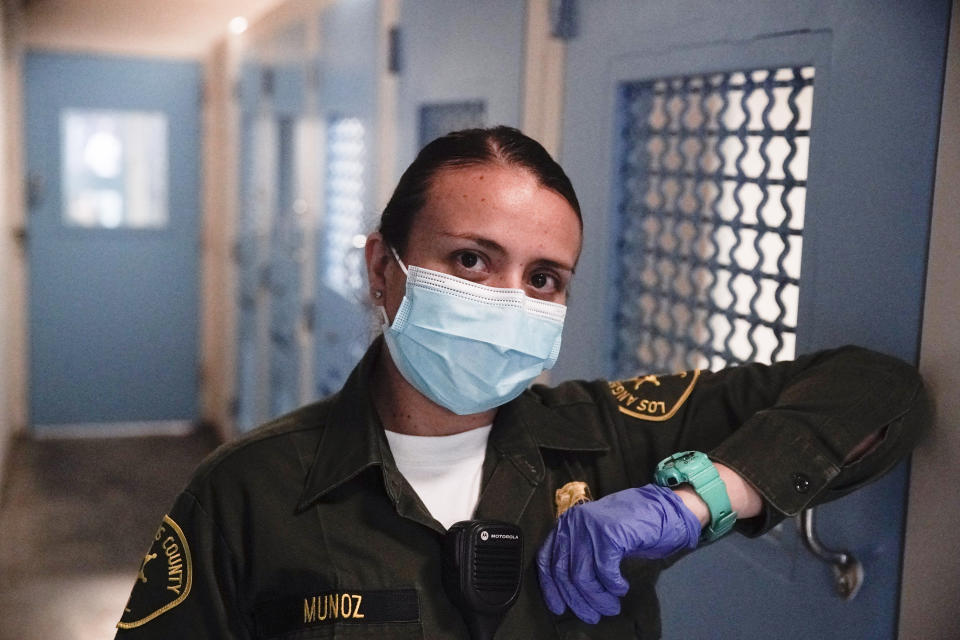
117;515;193;629
608;370;700;421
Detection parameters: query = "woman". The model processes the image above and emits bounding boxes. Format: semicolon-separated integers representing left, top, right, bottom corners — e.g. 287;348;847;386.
116;127;929;639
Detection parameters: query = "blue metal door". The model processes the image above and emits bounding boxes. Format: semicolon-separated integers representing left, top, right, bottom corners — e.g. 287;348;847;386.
234;0;383;429
554;1;950;637
235;53;309;431
311;0;381;398
396;0;527;165
25;52;201;430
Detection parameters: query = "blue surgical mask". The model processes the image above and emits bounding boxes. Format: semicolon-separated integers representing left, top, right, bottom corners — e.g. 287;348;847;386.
380;248;566;415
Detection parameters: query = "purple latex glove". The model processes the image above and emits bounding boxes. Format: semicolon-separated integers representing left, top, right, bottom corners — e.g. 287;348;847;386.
536;484;701;624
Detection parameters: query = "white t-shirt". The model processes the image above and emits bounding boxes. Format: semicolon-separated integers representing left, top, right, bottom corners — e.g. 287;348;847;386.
383;425;492;530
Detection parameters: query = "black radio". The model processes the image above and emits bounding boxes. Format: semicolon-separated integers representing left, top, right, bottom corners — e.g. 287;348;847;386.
442;520;524;640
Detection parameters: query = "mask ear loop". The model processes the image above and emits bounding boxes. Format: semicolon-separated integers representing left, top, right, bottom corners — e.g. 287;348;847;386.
390;245;409;276
380;245;409;327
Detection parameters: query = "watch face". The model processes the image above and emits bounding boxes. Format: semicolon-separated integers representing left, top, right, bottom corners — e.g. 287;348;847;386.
664;451;700;470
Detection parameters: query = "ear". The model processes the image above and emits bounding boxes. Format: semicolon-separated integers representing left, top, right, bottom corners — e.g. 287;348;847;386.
365;231;391;299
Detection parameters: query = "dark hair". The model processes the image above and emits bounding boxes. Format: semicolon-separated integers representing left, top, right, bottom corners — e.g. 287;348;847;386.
378;126;582;253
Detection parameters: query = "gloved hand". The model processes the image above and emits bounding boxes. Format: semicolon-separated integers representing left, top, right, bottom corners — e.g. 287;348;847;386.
536;484;701;624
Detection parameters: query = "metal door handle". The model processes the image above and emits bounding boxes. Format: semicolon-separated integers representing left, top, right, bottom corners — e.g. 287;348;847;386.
795;508;863;600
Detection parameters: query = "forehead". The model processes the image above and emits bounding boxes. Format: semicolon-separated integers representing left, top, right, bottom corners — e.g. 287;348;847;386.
413;164;582;250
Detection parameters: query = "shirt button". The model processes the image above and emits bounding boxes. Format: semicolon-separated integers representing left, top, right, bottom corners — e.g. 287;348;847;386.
792;472;811;493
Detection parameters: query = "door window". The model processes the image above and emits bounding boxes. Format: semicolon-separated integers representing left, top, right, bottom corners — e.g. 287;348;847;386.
61;109;168;229
417;100;486;149
613;67;814;375
322;116;368;298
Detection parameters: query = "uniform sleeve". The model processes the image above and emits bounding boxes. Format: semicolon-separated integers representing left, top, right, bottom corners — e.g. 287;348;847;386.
114;490;254;639
607;345;931;535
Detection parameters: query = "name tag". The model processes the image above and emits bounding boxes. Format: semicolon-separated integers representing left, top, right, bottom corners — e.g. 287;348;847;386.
255;589;420;637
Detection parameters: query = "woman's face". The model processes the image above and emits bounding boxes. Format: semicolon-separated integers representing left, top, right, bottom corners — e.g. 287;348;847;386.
370;163;583;322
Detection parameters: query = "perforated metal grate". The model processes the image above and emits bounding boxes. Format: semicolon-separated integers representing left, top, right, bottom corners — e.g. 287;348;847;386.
613;67;814;376
322;116;368;298
418;100;486;149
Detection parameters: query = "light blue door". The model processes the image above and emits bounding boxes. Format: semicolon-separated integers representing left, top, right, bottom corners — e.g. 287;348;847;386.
235;52;310;431
311;0;381;397
26;52;201;429
396;0;527;165
554;1;950;637
234;0;383;429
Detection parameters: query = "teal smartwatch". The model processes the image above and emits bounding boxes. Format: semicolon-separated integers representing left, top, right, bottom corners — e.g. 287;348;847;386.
654;451;737;542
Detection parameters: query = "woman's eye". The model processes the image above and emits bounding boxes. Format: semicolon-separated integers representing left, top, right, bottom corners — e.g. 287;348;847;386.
530;272;558;291
455;251;484;271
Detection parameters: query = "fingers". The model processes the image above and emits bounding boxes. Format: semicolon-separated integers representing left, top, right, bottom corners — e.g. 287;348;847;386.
588;527;630;598
551;521;603;623
569;537;621;618
538;484;699;625
536;529;566;616
536;511;625;624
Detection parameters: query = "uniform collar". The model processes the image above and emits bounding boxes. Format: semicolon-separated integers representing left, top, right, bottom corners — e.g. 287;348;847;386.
296;339;390;512
296;337;609;514
486;391;609;483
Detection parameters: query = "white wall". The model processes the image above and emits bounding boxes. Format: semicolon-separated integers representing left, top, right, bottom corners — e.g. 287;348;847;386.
0;0;27;497
198;37;241;441
0;0;9;490
899;1;960;636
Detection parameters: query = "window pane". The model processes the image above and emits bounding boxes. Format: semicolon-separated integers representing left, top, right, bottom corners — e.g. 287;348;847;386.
61;109;168;229
322;116;368;298
418;101;486;150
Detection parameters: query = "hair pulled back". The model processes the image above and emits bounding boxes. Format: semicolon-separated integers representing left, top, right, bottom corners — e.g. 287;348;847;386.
378;126;582;254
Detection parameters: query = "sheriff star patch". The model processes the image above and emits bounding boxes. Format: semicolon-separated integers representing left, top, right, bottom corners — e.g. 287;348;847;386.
608;369;700;421
117;515;193;630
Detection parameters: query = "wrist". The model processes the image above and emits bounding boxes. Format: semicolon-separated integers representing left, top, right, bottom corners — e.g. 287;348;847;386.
672;485;711;526
715;463;763;519
670;464;763;527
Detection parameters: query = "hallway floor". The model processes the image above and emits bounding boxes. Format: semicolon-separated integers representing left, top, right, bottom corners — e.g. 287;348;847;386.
0;429;219;640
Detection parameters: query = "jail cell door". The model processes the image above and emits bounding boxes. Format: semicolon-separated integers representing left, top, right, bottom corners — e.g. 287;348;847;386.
555;1;950;638
310;0;382;398
25;53;201;432
395;0;527;167
234;59;315;431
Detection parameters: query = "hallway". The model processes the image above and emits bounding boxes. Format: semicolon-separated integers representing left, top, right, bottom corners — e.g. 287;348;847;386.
0;430;218;639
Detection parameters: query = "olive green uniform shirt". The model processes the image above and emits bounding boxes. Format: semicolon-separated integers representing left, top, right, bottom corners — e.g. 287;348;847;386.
115;342;929;639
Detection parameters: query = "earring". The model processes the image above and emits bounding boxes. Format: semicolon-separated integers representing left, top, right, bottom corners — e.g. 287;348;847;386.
374;290;383;299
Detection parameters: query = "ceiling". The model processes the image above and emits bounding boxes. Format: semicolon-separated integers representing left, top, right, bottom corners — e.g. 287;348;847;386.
23;0;288;59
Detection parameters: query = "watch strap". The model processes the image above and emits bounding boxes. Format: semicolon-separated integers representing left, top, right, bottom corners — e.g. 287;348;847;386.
654;451;737;542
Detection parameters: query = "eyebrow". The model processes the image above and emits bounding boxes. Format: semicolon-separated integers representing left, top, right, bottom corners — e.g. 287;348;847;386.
438;231;576;273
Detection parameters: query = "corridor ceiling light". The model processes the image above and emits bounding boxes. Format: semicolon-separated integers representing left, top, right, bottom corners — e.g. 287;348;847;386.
229;16;249;35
